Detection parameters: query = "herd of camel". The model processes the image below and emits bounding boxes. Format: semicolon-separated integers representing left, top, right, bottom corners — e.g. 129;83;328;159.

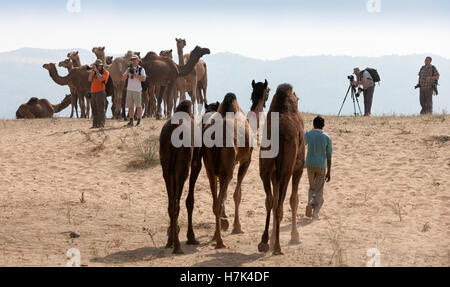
16;38;209;120
160;81;305;256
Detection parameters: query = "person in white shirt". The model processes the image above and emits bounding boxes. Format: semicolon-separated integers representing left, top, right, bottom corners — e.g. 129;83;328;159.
122;55;146;126
353;68;375;116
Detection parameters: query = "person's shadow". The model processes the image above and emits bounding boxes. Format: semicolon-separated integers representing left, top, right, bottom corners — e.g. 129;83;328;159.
191;252;264;267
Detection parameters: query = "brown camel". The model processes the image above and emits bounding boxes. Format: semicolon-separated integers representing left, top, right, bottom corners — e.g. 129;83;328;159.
160;100;194;254
58;59;79;118
66;51;91;118
176;38;208;115
106;56;114;65
140;46;210;119
202;93;253;249
16;94;72;119
92;47;135;119
43;63;92;119
184;101;220;245
257;83;305;255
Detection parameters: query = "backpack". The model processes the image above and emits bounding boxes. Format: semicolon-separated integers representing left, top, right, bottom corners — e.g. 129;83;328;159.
363;68;381;83
105;74;114;98
137;66;149;91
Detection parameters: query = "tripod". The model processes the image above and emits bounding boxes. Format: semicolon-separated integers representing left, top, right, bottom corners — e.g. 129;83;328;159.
338;83;363;116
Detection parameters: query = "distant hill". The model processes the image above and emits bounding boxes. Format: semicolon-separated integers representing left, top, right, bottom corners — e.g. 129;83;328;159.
0;48;448;119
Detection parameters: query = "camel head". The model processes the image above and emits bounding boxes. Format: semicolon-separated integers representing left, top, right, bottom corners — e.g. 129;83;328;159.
67;51;79;59
251;79;270;110
159;49;173;59
106;56;114;65
92;46;106;59
190;46;211;60
205;101;220;113
42;63;56;71
175;100;193;116
176;38;186;50
58;58;73;70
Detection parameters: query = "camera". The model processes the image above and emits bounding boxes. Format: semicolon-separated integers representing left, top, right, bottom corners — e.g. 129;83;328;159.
347;75;355;81
129;65;135;79
355;87;364;98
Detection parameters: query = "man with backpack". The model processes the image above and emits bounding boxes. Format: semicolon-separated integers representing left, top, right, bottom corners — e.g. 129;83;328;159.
417;57;440;115
353;67;378;116
122;54;146;127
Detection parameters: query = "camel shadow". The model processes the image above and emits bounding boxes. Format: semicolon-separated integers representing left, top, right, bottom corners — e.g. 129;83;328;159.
191;252;264;267
90;236;211;264
280;217;313;233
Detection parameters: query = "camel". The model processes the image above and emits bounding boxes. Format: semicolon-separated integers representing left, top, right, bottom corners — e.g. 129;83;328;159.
185;101;220;245
92;47;135;119
140;46;210;119
66;51;92;118
43;63;92;119
257;83;305;255
106;56;114;65
248;80;270;145
58;59;79;118
202;93;253;249
16;94;72;119
176;38;208;115
160;100;194;254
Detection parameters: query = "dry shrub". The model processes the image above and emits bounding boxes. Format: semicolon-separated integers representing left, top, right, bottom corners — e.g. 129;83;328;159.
128;133;160;169
326;220;347;267
80;130;109;153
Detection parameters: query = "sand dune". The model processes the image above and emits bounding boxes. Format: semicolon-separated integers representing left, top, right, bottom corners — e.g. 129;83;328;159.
0;114;449;266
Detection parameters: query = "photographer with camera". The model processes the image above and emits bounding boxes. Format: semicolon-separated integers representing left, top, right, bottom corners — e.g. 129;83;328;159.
88;59;110;128
352;68;375;116
122;54;146;127
417;57;440;115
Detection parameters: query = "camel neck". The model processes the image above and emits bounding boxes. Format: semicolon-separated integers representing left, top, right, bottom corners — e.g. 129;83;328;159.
177;50;185;66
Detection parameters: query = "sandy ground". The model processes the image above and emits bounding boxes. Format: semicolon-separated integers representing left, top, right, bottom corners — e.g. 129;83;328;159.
0;113;449;267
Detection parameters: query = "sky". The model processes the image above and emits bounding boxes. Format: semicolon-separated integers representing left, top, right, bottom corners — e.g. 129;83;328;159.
0;0;449;60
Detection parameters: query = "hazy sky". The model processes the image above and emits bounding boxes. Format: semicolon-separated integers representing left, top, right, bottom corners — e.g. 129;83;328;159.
1;0;449;59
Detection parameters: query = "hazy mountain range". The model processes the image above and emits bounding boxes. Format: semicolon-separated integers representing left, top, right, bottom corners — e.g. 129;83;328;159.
0;48;448;119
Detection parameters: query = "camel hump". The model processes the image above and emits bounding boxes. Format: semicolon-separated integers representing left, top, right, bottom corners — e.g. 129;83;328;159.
27;97;39;105
218;93;238;116
175;100;192;115
143;52;179;75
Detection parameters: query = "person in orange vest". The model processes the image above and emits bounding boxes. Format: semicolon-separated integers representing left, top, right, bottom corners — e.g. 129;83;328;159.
88;59;110;128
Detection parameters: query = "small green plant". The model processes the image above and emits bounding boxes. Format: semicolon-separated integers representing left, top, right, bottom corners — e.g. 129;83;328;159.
128;132;160;169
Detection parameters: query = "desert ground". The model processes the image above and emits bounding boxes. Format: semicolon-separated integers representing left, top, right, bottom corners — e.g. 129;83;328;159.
0;113;449;267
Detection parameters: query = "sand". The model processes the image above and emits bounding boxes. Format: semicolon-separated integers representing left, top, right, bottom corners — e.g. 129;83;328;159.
0;114;449;267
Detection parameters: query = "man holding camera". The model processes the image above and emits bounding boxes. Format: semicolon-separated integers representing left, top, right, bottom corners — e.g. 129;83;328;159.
88;59;110;128
417;57;440;115
122;54;146;127
352;68;375;116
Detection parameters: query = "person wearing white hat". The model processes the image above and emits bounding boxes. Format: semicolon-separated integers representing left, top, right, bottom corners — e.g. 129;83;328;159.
122;54;146;126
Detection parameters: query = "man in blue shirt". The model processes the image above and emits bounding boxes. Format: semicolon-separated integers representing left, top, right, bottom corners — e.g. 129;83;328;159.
304;116;332;220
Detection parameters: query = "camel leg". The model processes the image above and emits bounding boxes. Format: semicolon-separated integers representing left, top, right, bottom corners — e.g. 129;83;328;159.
258;171;273;253
166;84;175;118
206;169;219;243
156;86;165;120
171;173;184;254
150;87;156;118
273;174;290;255
196;84;204;115
86;98;91;119
79;94;86;118
232;159;251;234
215;175;232;249
289;168;303;245
186;147;202;245
221;196;229;232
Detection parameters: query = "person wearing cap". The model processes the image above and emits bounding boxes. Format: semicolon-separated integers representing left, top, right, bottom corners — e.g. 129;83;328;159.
352;67;375;116
304;116;332;220
122;54;146;127
88;59;110;128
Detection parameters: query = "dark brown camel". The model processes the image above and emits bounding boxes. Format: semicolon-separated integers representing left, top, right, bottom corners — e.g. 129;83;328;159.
160;100;195;254
16;94;72;119
185;101;220;245
202;93;253;249
257;83;305;255
140;46;210;119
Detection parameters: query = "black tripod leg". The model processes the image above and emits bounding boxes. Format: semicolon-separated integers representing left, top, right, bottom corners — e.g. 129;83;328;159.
338;85;352;116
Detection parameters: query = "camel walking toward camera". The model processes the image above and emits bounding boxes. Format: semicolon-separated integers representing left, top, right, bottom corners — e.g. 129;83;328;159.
176;38;208;115
16;94;72;119
248;80;270;145
184;101;220;245
160;100;194;254
257;84;305;255
202;93;253;249
140;46;210;119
